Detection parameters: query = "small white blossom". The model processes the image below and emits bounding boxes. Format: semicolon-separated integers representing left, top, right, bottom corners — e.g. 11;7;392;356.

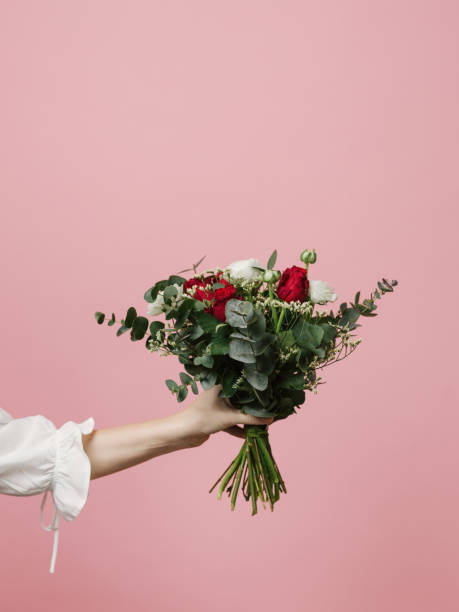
225;258;264;281
308;280;337;304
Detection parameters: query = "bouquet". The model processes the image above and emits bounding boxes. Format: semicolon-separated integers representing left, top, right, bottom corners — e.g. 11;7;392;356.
95;249;398;514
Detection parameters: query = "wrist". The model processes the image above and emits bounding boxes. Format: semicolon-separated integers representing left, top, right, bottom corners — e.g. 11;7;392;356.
159;407;208;449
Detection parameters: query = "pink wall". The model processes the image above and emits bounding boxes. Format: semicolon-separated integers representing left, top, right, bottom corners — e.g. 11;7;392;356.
1;1;458;611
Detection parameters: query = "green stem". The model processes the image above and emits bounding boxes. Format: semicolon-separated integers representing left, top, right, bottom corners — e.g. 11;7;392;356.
217;445;245;499
230;458;245;510
246;448;258;516
268;284;278;326
276;307;286;333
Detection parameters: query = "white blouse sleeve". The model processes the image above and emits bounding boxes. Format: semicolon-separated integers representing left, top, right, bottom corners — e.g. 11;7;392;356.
0;406;95;574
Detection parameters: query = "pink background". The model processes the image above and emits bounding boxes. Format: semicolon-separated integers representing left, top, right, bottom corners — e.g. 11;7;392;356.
1;1;458;611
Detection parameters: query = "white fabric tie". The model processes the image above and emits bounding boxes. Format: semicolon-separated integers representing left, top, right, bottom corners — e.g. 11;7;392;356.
40;489;60;574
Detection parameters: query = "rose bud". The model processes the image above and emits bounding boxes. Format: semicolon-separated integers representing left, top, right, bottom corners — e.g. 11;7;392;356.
300;249;317;265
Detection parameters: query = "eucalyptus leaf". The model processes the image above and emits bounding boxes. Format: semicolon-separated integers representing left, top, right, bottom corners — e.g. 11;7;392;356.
144;280;167;303
200;371;217;389
163;285;178;302
244;364;268;390
131;316;149;340
165;379;179;392
256;346;276;375
246;310;266;340
179;372;193;385
225;299;255;328
167;275;186;286
177;385;188;402
94;311;105;325
124;307;137;328
229;338;256;363
253;333;276;355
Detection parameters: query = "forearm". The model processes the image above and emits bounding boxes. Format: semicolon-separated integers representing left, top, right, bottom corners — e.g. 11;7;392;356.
81;408;203;480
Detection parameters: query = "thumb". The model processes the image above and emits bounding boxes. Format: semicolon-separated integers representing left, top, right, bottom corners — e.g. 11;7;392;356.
234;410;274;426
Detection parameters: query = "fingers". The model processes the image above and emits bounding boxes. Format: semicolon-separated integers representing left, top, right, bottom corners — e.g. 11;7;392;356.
223;425;246;439
234;410;274;426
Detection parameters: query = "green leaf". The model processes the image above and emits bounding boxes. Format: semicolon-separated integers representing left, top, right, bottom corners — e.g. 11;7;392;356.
177;385;188;402
174;300;194;328
267;249;277;270
256;346;276;375
278;329;296;349
210;338;230;355
165;379;179;392
144;280;167;303
244;364;268;391
221;370;238;397
191;380;199;394
163;285;178;302
339;308;360;328
253;333;276;355
225;300;255;328
94;311;105;325
116;325;129;337
319;323;337;344
230;331;253;341
229;338;256;363
354;291;360;304
192;300;205;311
292;320;324;347
131;316;149;340
189;325;204;340
242;405;274;418
246;310;266;340
167;275;186;286
194;312;219;334
212;282;226;290
107;313;116;326
279;372;305;390
179;372;193;385
194;354;214;368
149;321;165;335
125;307;137;328
200;370;217;390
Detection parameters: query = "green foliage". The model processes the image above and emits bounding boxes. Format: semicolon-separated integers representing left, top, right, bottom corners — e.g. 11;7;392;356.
267;249;277;270
124;307;137;328
131;316;149;340
95;259;398;417
225;300;256;328
94;311;105;324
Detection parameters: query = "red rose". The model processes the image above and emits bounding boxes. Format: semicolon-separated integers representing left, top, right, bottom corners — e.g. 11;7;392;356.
183;272;237;321
276;265;309;302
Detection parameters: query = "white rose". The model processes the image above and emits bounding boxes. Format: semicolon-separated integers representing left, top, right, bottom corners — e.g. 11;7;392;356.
147;283;184;316
308;280;337;304
225;258;264;281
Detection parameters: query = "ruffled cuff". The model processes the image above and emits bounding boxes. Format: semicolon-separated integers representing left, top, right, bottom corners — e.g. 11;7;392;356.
51;417;95;522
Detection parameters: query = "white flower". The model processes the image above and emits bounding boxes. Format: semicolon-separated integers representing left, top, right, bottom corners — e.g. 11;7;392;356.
147;283;184;316
308;280;337;304
225;258;264;281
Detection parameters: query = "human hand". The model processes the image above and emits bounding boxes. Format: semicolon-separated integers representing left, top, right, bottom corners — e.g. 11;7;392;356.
178;385;273;447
